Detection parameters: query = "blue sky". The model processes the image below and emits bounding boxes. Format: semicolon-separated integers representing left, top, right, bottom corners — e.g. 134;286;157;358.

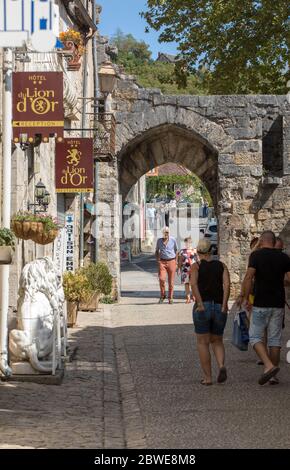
97;1;178;59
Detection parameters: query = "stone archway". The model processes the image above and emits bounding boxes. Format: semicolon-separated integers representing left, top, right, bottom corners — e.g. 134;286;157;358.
116;105;234;215
118;123;219;208
112;109;233;298
96;88;290;299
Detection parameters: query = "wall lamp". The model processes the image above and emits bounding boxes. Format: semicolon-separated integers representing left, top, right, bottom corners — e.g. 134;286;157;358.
28;179;51;213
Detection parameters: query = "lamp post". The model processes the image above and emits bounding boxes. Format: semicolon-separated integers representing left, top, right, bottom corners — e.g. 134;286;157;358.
98;60;117;97
28;179;51;213
91;60;117;263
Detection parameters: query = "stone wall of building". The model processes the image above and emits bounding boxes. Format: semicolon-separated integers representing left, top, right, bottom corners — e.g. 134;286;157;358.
4;1;96;312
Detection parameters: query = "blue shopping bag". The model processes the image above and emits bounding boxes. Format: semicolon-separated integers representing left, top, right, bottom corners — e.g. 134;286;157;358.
231;310;249;351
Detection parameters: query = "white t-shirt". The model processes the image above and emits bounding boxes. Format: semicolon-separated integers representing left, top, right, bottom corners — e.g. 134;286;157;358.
147;207;156;218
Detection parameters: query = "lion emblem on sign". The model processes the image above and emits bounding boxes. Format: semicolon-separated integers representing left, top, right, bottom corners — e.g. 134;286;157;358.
66;148;82;166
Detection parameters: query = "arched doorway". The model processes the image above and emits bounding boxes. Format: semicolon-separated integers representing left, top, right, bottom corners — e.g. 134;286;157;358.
118;123;218;207
116;122;220;296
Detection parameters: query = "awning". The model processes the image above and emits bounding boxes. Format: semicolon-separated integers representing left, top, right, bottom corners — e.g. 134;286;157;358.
84;202;95;215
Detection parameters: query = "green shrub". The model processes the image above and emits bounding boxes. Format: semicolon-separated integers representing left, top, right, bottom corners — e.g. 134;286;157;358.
63;271;91;304
99;295;115;304
0;228;15;249
81;262;112;296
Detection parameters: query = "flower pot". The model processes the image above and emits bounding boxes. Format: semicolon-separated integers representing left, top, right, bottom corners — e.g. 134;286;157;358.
67;302;78;327
63;40;82;71
0;246;13;264
79;293;99;312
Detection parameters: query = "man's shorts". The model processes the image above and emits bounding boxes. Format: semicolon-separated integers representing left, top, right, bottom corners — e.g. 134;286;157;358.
193;301;227;336
249;307;284;347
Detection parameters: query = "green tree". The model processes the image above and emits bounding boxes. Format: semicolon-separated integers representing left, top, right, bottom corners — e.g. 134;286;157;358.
110;30;208;94
111;29;152;67
146;174;212;204
142;1;289;94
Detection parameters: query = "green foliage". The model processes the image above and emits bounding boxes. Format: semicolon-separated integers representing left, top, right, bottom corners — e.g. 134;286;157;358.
12;212;59;233
0;228;15;249
142;1;289;94
126;61;207;95
99;296;116;304
110;29;208;95
111;29;152;66
63;271;91;304
146;174;211;204
80;262;113;296
63;262;113;304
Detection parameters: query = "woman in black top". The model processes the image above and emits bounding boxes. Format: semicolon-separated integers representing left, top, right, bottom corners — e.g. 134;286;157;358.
191;239;230;385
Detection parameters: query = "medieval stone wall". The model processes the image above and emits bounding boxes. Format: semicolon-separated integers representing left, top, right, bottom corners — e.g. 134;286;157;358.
96;67;290;297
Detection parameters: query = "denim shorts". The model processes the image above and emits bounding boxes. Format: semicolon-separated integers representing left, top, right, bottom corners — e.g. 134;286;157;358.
249;307;284;347
192;301;227;336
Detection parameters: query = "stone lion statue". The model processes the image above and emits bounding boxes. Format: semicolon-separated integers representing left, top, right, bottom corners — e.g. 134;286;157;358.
9;257;66;373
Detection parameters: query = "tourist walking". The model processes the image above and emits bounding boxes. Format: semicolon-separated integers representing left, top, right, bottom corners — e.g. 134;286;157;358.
191;239;230;385
146;205;156;231
164;203;170;227
240;231;290;385
155;227;178;304
202;202;209;218
178;236;197;303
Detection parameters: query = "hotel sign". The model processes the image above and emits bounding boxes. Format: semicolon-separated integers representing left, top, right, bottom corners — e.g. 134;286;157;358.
55;138;94;193
12;71;64;142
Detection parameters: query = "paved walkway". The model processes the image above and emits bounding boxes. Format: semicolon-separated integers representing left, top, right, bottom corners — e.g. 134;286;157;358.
0;308;124;449
112;255;290;449
1;255;290;449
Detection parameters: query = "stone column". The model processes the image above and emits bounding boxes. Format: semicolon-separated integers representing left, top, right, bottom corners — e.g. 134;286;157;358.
97;160;120;299
218;137;262;298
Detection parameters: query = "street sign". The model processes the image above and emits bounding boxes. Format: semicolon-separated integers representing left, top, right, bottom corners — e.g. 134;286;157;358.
65;213;74;272
175;189;182;200
12;71;64;142
0;0;59;51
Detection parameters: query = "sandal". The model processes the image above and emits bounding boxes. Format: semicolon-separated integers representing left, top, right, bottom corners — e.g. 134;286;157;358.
269;376;279;385
200;379;213;386
258;367;280;385
217;366;227;384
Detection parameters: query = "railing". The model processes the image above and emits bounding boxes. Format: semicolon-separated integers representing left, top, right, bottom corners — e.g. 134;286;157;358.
90;113;116;160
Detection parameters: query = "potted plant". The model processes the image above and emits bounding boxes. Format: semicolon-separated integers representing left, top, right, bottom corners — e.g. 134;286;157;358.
0;228;15;264
79;262;113;311
63;271;91;327
59;29;85;71
11;212;59;245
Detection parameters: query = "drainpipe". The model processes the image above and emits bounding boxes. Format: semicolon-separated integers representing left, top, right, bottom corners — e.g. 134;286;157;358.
92;0;99;263
0;49;13;376
79;2;89;268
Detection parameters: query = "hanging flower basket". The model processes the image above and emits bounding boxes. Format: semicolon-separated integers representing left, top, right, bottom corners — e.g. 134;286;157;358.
11;213;60;245
30;228;58;245
11;220;31;240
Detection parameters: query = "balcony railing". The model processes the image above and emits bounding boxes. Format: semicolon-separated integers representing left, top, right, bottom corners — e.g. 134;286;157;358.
90;113;116;161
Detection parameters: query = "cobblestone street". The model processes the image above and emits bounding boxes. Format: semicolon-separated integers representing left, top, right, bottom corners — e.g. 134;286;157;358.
1;256;290;449
0;308;124;449
113;256;290;449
